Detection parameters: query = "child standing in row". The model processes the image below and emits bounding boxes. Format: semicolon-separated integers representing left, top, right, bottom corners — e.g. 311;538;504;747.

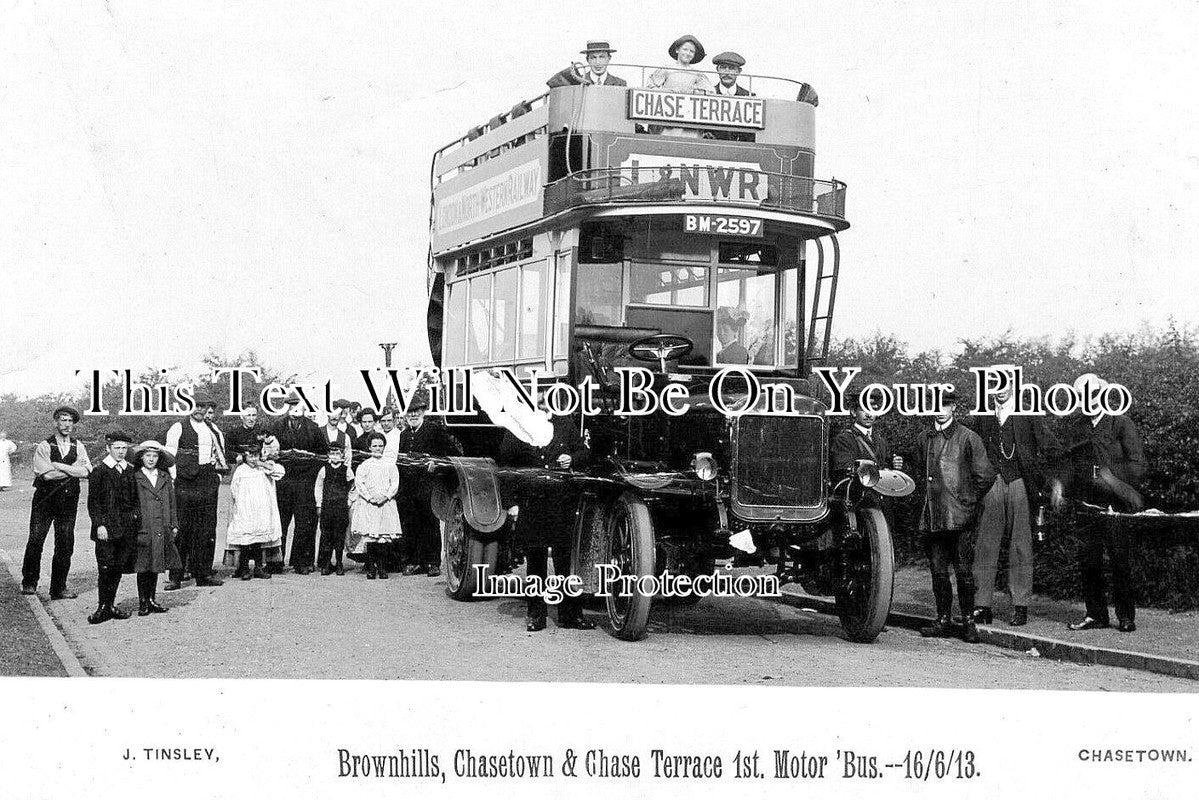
315;445;354;575
349;432;401;579
225;442;285;580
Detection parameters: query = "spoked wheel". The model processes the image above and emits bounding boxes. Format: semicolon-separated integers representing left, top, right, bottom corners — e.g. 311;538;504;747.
442;497;499;601
835;507;895;643
601;492;656;640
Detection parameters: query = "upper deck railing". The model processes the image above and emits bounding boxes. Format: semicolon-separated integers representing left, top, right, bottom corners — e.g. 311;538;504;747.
544;166;847;223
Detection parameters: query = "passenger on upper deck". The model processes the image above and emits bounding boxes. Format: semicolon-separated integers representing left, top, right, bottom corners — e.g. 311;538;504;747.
711;51;753;96
546;40;628;88
646;35;713;94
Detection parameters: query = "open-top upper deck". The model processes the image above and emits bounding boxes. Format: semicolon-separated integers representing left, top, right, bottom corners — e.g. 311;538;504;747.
429;66;847;255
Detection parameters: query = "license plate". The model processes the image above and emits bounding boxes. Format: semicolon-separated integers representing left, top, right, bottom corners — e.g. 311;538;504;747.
683;214;764;238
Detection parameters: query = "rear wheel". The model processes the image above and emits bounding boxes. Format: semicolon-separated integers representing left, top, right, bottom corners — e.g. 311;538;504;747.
836;507;895;643
443;497;499;601
601;492;656;640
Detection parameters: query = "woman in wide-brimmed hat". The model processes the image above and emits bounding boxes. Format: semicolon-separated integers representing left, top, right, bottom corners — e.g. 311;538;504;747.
647;34;713;96
129;441;182;616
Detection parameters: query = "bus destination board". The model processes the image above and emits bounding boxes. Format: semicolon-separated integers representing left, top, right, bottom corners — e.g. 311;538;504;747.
627;89;765;130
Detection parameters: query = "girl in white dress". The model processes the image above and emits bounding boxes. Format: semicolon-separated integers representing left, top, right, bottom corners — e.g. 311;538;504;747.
0;431;14;490
646;35;712;139
349;432;401;579
224;443;285;579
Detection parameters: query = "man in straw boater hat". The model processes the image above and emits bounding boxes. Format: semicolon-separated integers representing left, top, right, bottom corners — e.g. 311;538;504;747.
268;388;329;574
22;405;92;598
969;365;1064;628
163;393;227;590
1060;373;1146;633
915;389;996;644
85;429;140;624
546;40;628;88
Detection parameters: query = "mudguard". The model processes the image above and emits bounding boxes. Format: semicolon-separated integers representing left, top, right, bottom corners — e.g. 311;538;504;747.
431;457;507;534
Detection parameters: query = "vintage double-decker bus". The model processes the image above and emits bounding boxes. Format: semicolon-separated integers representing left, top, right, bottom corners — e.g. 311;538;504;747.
424;63;897;642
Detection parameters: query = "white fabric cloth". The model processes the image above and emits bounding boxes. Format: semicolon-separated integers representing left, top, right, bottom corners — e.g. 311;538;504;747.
349;457;401;550
226;462;285;547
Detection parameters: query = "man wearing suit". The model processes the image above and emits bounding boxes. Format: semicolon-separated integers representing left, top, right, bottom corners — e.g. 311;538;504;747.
86;430;139;624
546;40;627;88
970;366;1063;627
269;391;330;574
1061;374;1146;633
499;397;594;632
397;395;463;576
712;52;753;96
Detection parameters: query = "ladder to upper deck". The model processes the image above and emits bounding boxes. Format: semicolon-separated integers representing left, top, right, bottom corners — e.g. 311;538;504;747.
801;234;840;373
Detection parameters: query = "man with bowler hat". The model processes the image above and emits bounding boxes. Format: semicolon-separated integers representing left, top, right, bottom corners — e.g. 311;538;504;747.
547;40;627;88
1061;374;1145;633
86;430;139;624
269;389;329;574
163;394;227;589
22;405;92;598
970;365;1063;627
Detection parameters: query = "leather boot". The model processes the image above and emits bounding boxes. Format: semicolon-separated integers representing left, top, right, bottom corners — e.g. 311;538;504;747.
1009;606;1028;626
961;619;981;644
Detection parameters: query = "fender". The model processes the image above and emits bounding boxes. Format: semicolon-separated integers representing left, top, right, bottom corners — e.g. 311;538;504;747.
431;456;507;534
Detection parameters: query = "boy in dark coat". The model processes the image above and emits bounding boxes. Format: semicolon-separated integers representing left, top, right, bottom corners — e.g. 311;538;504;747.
87;430;140;624
915;391;996;643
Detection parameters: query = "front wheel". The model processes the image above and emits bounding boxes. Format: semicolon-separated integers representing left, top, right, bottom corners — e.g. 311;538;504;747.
443;497;499;601
600;492;656;640
836;506;895;643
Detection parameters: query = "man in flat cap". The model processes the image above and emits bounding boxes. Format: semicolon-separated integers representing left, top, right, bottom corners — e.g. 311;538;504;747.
269;389;329;574
914;390;995;644
22;405;92;598
86;430;139;624
164;394;228;589
547;40;627;88
712;51;753;96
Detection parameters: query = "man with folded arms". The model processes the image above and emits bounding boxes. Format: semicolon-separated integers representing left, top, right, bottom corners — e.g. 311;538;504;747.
22;406;92;598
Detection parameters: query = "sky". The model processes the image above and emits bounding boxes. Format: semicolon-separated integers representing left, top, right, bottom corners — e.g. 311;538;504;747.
2;0;1197;399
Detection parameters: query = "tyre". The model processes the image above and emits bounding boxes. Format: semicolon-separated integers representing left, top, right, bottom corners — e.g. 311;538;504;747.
600;492;656;640
836;506;895;643
442;497;499;601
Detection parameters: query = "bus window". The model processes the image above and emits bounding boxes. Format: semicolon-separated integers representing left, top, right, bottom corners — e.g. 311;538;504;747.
576;263;624;325
783;267;798;366
444;280;467;367
491;269;518;363
553;253;571;360
716;267;777;366
466;273;493;364
629;262;709;307
518;261;548;359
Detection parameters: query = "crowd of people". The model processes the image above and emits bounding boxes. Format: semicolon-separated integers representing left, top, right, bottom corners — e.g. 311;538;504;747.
18;391;463;624
831;366;1146;643
17;363;1148;639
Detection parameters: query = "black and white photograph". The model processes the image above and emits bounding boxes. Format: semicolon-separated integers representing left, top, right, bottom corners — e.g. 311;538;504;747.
1;2;1197;797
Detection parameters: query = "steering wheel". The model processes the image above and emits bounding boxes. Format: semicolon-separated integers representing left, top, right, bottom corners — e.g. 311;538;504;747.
628;334;694;373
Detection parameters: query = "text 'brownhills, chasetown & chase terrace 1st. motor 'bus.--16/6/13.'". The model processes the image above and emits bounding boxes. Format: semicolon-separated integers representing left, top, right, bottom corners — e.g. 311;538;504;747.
419;62;907;642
